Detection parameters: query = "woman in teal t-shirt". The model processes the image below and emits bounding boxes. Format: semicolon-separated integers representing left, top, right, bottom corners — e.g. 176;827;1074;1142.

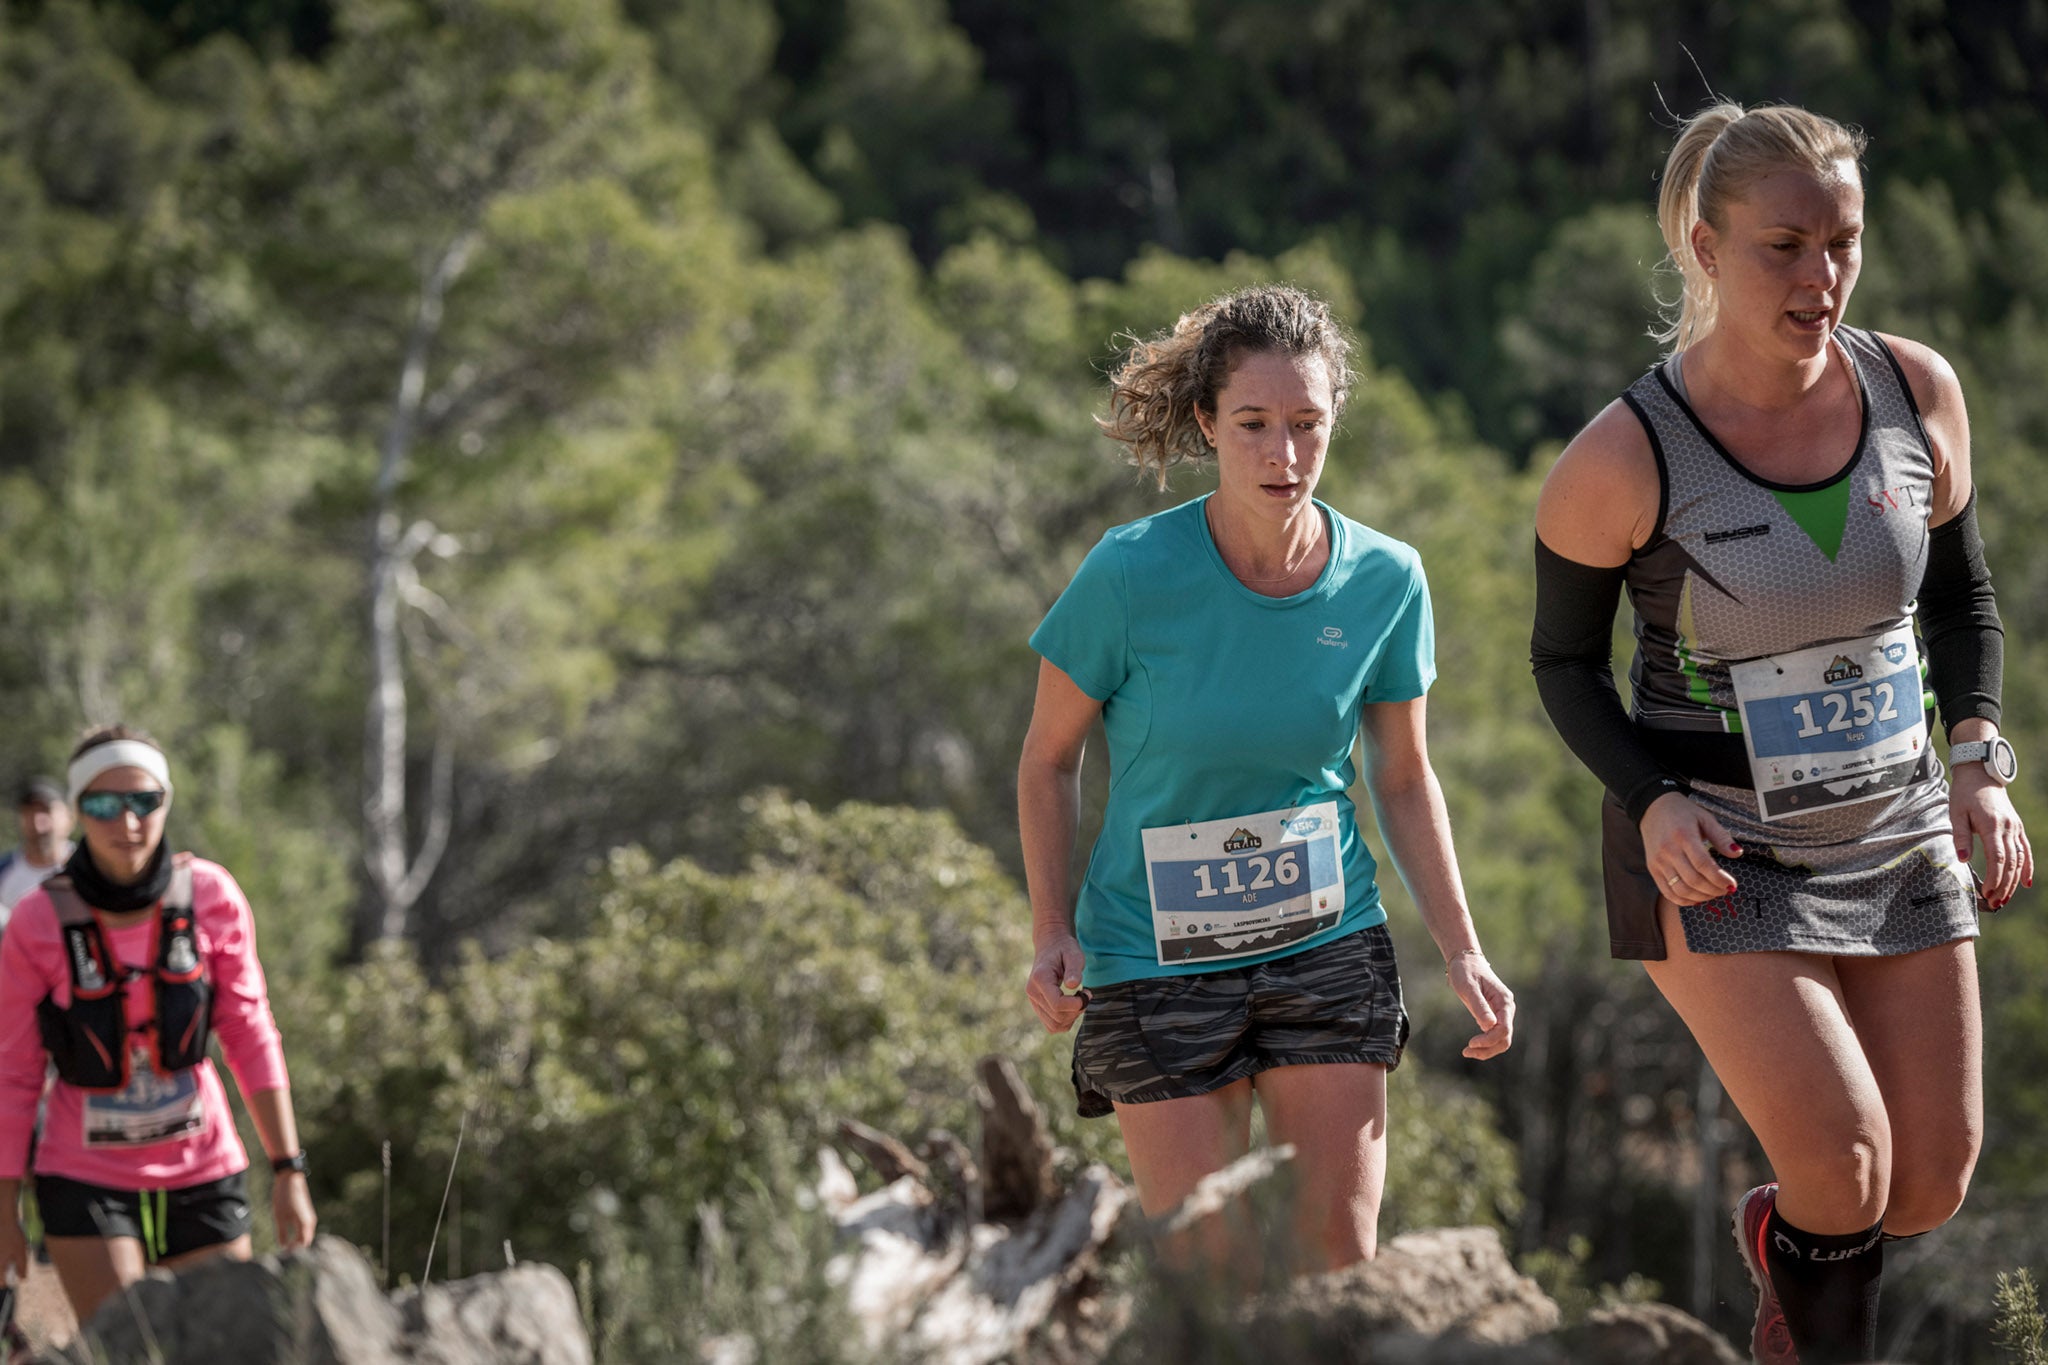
1018;284;1515;1279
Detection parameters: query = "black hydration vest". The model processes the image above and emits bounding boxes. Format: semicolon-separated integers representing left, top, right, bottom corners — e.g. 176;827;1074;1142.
36;854;212;1093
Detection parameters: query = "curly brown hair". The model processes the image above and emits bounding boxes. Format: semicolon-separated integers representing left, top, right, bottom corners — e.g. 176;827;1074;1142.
1098;284;1354;489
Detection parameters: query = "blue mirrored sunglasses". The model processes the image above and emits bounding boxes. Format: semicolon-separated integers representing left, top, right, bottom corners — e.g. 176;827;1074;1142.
76;790;167;821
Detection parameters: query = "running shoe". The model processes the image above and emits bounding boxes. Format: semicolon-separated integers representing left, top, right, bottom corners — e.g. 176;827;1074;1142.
1733;1182;1799;1364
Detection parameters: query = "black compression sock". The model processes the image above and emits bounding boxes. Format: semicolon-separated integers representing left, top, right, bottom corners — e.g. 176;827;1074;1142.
1763;1209;1884;1364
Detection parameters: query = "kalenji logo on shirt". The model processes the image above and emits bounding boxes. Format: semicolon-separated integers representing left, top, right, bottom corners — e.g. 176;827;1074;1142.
1317;626;1348;649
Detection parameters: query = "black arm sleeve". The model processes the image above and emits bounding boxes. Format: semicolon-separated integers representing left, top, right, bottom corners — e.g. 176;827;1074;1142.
1530;537;1690;824
1918;489;2003;733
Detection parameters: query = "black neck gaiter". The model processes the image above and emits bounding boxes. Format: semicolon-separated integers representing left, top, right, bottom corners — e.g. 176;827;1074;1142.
65;838;173;914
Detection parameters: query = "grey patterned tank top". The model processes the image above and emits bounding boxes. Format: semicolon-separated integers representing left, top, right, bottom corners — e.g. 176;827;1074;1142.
1621;327;1937;773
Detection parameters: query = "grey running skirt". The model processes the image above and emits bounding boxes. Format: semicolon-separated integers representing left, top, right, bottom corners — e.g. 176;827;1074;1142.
1601;756;1981;960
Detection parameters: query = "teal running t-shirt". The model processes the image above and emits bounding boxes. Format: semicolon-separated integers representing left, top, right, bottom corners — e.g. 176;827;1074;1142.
1029;495;1435;987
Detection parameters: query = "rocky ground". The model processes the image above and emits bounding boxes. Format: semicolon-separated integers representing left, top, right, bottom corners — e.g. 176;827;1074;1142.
8;1057;1912;1364
814;1057;1774;1365
15;1238;587;1365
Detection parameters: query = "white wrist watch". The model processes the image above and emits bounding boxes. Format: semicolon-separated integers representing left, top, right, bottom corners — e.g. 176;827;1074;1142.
1949;736;2019;786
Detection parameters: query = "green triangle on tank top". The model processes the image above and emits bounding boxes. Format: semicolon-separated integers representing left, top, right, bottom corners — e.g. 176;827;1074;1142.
1769;476;1852;562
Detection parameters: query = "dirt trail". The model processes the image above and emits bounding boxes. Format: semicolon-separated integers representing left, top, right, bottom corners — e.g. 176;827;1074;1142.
15;1260;77;1353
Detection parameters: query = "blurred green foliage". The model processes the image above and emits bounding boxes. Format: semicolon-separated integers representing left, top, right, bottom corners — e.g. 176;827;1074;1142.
282;793;1517;1355
4;0;2048;1357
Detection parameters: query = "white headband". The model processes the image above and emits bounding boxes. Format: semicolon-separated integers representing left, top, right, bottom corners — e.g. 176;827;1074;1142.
68;741;175;809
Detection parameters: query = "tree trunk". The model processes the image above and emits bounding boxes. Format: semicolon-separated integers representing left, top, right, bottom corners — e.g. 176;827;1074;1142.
1691;1055;1725;1320
362;231;475;944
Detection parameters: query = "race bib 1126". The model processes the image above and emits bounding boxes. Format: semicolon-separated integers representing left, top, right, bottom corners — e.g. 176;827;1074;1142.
1141;801;1345;965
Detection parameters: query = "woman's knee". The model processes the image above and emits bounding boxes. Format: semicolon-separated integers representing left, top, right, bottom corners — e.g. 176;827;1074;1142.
1292;1185;1379;1272
1776;1130;1891;1228
1884;1131;1982;1236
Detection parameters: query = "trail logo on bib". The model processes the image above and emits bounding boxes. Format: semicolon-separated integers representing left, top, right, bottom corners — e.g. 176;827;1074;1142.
1142;802;1345;964
1731;627;1926;821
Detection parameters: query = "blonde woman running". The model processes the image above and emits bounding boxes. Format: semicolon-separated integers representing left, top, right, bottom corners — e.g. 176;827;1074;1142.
1533;102;2030;1363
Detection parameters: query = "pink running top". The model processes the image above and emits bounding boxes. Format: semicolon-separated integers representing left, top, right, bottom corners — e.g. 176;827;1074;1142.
0;857;289;1188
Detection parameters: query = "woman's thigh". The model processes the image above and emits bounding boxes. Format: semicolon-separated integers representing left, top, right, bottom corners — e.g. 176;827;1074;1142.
1835;937;1982;1234
1254;1061;1388;1270
1113;1080;1257;1281
45;1235;147;1325
1112;1080;1257;1214
1645;898;1891;1232
161;1233;253;1272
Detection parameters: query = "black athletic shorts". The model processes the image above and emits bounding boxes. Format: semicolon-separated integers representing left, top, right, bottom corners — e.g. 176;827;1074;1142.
36;1170;252;1262
1070;923;1410;1118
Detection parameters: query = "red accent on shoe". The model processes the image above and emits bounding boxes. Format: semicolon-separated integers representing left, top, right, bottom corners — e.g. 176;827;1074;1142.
1733;1183;1800;1364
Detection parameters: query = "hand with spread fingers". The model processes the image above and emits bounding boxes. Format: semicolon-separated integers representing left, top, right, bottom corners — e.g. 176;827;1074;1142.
1949;761;2033;910
1640;791;1743;906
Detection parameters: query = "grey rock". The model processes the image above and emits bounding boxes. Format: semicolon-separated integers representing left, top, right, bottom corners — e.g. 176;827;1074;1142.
393;1263;591;1365
38;1236;588;1365
1257;1227;1563;1345
1113;1229;1746;1365
1567;1301;1747;1365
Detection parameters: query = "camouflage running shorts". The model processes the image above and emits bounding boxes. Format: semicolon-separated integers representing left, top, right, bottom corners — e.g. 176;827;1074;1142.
1070;923;1410;1118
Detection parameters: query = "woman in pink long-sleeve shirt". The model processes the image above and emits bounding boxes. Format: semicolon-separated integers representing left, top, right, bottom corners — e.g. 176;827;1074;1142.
0;725;316;1323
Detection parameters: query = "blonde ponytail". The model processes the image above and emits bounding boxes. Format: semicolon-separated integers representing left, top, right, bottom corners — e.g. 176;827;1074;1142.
1653;101;1868;353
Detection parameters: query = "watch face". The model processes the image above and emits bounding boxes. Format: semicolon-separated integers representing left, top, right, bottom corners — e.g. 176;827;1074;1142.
1990;738;2020;784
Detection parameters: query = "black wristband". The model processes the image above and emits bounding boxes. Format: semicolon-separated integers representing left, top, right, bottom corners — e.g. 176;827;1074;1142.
1622;773;1693;826
271;1150;309;1175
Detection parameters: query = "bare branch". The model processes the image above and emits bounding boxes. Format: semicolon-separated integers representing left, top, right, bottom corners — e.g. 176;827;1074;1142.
1149;1144;1297;1240
375;233;480;508
383;726;456;938
837;1119;931;1186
